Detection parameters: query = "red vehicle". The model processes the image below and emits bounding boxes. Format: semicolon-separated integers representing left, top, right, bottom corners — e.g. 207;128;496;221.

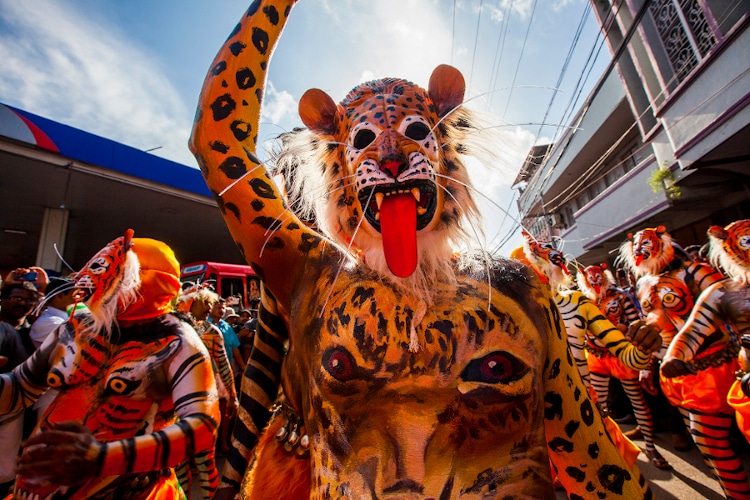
180;261;260;310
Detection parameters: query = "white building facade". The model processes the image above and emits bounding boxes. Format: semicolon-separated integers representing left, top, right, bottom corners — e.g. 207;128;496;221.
516;0;750;267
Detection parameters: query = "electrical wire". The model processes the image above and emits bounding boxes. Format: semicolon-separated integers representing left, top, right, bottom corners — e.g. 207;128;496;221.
487;0;514;111
501;0;539;118
468;0;485;91
531;2;592;146
451;0;457;66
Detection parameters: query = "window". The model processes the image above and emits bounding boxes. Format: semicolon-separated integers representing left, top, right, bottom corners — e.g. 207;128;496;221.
561;205;576;227
648;0;748;85
605;164;625;186
220;277;244;300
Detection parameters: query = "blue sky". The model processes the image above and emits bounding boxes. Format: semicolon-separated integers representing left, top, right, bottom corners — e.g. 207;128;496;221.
0;0;610;254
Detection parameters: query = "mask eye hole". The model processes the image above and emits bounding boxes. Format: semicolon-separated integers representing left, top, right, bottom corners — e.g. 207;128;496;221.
662;292;676;305
404;122;430;141
322;347;356;381
107;376;140;395
353;129;376;150
47;372;63;388
461;351;528;384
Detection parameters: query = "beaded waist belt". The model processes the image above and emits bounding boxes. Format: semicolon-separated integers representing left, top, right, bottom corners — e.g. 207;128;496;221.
584;344;613;359
690;342;739;372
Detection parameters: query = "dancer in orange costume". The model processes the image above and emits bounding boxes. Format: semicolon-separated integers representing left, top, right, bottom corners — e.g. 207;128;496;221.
0;230;220;499
576;263;669;469
513;232;663;469
621;225;744;499
661;220;750;499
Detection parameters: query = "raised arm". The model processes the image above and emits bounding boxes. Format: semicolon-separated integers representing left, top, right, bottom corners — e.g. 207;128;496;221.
660;281;735;378
189;0;321;310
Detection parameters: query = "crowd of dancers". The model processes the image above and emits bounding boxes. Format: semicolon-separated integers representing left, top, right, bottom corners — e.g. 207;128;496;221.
0;218;749;499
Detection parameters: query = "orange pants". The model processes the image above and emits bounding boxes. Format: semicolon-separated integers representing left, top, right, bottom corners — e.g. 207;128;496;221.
661;358;739;414
587;352;639;380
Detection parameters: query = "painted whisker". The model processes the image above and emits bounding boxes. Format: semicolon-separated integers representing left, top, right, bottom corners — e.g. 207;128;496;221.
318;188;375;318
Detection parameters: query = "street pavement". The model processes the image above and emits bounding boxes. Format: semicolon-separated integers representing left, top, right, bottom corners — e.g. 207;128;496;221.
557;422;750;499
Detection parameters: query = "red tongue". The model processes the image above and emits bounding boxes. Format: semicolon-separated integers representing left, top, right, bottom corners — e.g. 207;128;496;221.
635;254;645;266
380;193;417;277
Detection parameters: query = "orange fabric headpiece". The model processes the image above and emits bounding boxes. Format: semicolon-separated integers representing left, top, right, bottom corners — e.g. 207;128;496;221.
116;238;181;322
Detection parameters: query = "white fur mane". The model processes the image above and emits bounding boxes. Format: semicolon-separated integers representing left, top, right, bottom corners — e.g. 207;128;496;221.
87;250;141;338
709;232;749;285
618;230;674;279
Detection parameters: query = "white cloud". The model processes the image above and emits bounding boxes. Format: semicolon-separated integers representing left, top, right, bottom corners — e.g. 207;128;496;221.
469;124;535;255
261;81;299;131
0;0;196;166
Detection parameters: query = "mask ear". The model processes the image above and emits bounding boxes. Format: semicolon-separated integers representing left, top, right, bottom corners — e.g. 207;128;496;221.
601;263;607;270
299;88;338;135
428;64;465;118
656;225;667;236
707;225;728;241
627;233;634;241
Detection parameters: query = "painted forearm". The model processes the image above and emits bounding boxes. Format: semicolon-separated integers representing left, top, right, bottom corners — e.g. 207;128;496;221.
565;332;591;387
665;289;723;361
189;0;308;306
0;340;54;415
99;414;218;476
583;302;650;370
213;333;237;401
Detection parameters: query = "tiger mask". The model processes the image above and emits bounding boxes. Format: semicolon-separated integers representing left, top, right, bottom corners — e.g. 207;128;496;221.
279;64;482;302
708;219;750;283
576;263;614;300
619;225;674;279
518;229;570;290
73;228;140;337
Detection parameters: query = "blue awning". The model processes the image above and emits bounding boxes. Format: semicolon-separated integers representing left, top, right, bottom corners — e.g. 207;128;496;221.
0;103;211;197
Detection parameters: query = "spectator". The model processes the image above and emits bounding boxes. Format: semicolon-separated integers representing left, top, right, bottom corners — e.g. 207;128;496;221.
176;286;237;459
28;277;79;349
225;310;241;331
0;277;42;496
238;301;259;363
238;308;252;328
